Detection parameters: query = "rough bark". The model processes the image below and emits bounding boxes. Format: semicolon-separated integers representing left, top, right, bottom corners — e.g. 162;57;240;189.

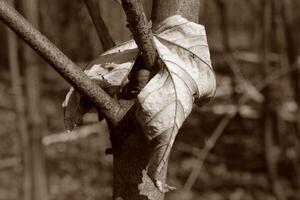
112;1;200;200
151;0;200;27
121;0;156;70
120;0;158;91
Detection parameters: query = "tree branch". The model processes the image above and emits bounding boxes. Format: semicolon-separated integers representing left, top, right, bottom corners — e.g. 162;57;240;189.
0;0;123;125
121;0;156;70
83;0;115;51
183;115;232;191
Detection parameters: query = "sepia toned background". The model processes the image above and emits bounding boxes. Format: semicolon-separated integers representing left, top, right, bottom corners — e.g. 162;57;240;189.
0;0;300;200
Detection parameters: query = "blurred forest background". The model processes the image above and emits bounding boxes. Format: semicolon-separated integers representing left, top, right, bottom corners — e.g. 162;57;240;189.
0;0;300;200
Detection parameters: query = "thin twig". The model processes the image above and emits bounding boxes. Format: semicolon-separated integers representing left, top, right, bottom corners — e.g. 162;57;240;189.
83;0;115;51
175;142;219;163
182;1;263;190
183;115;233;191
232;51;279;64
175;142;202;158
216;0;263;104
223;54;264;103
256;66;298;90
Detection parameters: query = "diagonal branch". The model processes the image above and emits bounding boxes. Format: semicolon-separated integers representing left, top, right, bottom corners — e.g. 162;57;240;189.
83;0;115;51
0;0;122;125
183;115;232;191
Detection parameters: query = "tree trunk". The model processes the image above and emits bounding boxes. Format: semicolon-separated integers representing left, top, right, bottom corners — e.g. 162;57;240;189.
151;0;200;27
21;0;48;200
112;1;200;200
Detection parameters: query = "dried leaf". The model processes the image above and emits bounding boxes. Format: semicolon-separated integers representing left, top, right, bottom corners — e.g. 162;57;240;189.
62;87;86;130
62;41;138;131
138;170;163;200
136;16;216;192
62;15;216;194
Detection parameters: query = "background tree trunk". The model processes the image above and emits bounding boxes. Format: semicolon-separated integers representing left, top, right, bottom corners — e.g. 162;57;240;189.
7;1;31;200
21;0;48;200
261;1;286;200
112;1;200;200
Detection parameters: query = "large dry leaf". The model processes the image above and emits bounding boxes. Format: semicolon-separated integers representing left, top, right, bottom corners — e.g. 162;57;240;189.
136;16;216;192
62;15;216;193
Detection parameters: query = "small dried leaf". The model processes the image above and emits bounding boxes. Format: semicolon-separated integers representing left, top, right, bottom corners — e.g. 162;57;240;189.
63;42;138;131
138;169;163;200
136;16;216;182
62;87;84;130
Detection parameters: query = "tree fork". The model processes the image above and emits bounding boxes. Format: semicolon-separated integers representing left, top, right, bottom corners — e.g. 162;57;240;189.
113;0;201;199
0;0;202;199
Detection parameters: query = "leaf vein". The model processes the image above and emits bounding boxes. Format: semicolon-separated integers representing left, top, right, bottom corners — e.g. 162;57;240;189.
163;59;199;97
155;35;214;71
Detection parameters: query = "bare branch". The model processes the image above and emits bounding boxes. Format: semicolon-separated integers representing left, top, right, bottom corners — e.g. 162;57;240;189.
0;0;123;125
121;0;156;70
223;54;264;103
183;114;232;191
83;0;115;51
